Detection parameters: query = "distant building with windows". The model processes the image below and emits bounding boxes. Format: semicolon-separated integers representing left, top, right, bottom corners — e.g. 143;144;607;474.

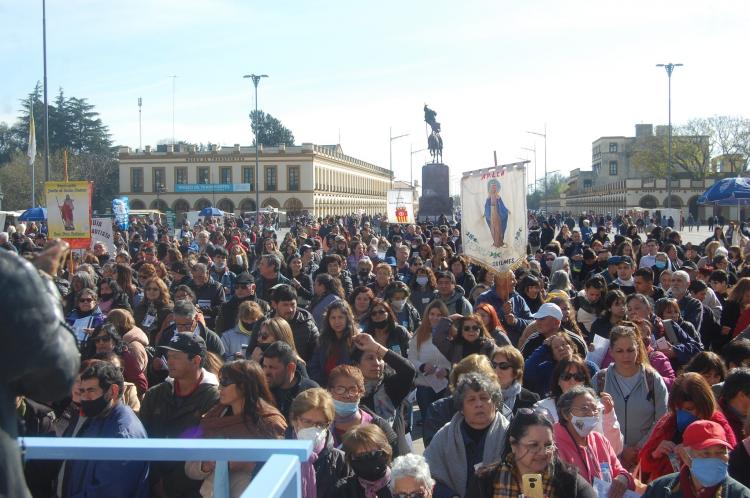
548;124;732;221
118;143;392;220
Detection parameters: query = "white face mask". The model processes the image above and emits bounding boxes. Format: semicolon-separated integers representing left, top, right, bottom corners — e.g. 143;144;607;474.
391;299;406;311
214;262;226;270
416;276;429;286
570;414;599;438
296;426;327;449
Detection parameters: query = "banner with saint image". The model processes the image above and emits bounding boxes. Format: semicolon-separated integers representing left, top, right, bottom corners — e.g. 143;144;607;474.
460;164;527;271
45;181;93;249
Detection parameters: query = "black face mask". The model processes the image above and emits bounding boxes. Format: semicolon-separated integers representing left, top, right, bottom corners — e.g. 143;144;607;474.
258;342;271;352
99;293;113;301
80;394;110;418
370;318;388;328
350;451;388;481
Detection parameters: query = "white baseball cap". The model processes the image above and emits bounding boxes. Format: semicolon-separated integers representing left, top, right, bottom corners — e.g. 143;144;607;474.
532;303;563;321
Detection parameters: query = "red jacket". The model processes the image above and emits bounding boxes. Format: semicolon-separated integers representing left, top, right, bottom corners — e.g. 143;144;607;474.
638;410;737;480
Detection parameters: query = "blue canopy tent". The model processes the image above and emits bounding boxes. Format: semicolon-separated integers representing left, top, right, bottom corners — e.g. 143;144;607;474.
18;207;48;221
698;177;750;222
198;207;224;217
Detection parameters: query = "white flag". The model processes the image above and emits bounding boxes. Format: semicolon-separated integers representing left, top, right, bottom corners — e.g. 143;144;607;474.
27;111;36;166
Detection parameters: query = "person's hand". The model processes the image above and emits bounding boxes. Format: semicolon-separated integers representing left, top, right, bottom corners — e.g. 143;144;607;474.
353;333;385;355
600;392;615;414
608;475;629;498
201;461;216;473
423;363;437;375
84;327;95;336
721;326;732;336
502;301;513;316
448;313;464;321
652;440;676;458
250;347;263;363
33;239;70;276
435;368;447;379
620;446;639;469
505;313;517;326
674;444;689;466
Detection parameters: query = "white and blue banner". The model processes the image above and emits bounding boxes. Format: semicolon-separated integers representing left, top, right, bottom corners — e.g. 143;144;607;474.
112;197;129;230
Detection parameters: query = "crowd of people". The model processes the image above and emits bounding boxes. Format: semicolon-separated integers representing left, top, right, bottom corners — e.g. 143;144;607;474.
4;209;750;498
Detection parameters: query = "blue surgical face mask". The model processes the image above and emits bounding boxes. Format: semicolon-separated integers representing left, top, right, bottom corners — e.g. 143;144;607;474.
655;261;667;270
690;457;728;487
332;399;359;418
676;409;698;433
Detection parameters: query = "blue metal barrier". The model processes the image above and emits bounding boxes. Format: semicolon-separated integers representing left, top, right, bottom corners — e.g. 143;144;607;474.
20;437;312;498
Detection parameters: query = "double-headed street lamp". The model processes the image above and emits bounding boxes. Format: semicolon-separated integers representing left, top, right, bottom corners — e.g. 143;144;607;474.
656;63;683;209
244;73;268;226
390;127;409;188
527;126;548;213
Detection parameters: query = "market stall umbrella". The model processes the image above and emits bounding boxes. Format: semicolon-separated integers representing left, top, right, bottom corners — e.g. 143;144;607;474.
698;177;750;205
18;207;48;221
198;207;224;217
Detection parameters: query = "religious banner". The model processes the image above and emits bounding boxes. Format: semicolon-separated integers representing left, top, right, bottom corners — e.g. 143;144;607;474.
45;181;93;249
387;189;415;224
112;197;129;230
90;217;115;253
460;163;527;272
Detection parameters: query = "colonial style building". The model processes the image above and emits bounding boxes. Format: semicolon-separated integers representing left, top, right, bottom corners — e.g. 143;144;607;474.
118;143;392;219
547;124;737;221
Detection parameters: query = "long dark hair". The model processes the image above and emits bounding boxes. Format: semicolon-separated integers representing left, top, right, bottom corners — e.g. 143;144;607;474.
549;356;591;400
315;273;345;299
220;360;277;432
83;323;128;359
366;298;396;332
319;300;357;356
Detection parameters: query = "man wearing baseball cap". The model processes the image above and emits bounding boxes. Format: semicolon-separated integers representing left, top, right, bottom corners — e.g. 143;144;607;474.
643;420;749;498
519;302;588;358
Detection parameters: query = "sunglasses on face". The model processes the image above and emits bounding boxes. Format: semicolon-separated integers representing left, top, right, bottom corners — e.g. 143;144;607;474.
350;449;385;463
394;492;426;498
219;378;236;387
491;361;513;370
560;372;586;382
462;325;480;332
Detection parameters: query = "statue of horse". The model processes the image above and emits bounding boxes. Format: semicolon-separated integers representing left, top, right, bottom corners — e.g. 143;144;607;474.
428;132;443;163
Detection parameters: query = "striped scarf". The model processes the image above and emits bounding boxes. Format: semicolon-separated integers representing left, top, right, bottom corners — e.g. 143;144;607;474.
492;455;555;498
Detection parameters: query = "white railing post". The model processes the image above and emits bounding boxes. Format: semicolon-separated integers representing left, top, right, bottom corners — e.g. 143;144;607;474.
213;460;230;498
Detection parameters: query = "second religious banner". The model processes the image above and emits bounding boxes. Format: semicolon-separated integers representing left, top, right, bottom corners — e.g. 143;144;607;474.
387;189;416;224
45;181;93;249
460;163;527;272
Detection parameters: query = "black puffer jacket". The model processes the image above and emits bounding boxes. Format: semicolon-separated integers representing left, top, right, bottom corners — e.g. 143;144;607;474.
285;429;350;498
246;308;320;363
0;251;80;498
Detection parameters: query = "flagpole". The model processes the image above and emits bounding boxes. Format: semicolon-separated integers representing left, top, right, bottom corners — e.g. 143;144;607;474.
42;0;50;181
30;102;36;207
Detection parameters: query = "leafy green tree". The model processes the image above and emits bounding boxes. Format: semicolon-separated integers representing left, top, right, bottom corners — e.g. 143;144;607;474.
631;132;710;180
249;110;295;146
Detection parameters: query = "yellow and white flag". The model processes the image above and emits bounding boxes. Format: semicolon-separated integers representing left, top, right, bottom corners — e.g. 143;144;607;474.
27;110;37;166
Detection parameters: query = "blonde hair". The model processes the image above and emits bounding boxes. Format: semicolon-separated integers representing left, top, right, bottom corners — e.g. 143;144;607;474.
289;388;335;424
448;353;498;391
107;308;136;335
342;424;392;463
238;301;264;323
259;317;298;354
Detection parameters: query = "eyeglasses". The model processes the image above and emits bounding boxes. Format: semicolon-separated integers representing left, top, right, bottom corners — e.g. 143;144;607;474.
330;386;361;397
93;336;111;343
219;378;236;387
371;309;387;316
350;449;385;463
462;325;481;332
571;405;601;416
491;361;513;370
560;372;587;382
297;416;328;429
394;492;426;498
515;441;557;455
79;298;95;303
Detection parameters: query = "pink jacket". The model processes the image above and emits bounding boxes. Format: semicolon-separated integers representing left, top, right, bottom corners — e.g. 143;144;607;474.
554;423;634;490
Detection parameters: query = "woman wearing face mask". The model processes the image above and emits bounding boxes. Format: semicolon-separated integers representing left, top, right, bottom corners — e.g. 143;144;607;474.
476;407;597;498
384;281;421;333
185;361;286;498
643;420;746;498
220;301;264;361
333;425;393;498
352;331;415;456
326;365;402;456
555;387;635;498
352;258;375;289
310;273;345;329
409;267;438;317
432;313;496;364
535;357;623;454
365;299;410;358
449;254;476;297
518;274;544;314
638;373;737;481
287;388;349;498
96;277;132;316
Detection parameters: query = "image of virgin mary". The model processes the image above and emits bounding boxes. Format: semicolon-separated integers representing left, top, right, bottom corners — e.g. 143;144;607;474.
484;179;509;247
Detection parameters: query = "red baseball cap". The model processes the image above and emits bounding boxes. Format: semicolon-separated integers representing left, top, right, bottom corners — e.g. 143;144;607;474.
682;420;732;450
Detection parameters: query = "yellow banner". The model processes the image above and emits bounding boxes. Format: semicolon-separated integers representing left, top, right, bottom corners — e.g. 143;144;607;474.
45;181;92;241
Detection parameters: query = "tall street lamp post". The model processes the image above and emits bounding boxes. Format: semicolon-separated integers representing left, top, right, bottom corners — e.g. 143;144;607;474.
527;125;547;213
244;74;268;226
390;127;408;188
656;62;683;209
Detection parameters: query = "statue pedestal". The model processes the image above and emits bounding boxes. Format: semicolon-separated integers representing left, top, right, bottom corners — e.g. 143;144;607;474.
418;163;454;221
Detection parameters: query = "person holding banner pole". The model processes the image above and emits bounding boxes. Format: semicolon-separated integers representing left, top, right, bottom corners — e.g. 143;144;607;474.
475;271;533;347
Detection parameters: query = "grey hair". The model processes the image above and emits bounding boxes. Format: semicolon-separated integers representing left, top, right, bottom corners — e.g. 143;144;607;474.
549;270;572;292
389;454;435;492
192;263;208;274
550;256;570;274
73;270;97;289
556;385;598;421
453;372;503;411
262;254;281;272
172;299;197;319
673;270;690;283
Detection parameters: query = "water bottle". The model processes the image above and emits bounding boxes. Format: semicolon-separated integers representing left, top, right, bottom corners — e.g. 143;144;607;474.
600;462;612;483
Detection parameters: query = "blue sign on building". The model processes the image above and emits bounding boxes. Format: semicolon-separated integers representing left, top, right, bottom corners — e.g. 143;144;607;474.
175;184;251;193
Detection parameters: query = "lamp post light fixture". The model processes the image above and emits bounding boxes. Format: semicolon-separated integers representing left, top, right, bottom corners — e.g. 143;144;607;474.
527;125;548;213
244;73;269;226
390;127;409;188
410;145;427;187
656;62;683;209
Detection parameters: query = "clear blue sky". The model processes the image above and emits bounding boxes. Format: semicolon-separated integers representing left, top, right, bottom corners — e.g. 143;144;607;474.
2;0;748;193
